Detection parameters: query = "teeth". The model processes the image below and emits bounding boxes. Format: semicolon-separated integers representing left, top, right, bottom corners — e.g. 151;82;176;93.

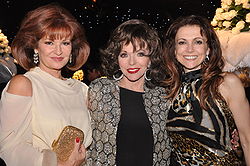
185;56;197;60
128;69;138;71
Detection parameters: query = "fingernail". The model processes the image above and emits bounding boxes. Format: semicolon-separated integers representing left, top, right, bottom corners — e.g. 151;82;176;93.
76;137;80;143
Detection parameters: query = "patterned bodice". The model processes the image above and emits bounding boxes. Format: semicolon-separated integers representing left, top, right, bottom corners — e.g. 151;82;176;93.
166;70;244;165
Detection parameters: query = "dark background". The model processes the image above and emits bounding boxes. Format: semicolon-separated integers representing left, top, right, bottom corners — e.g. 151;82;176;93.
0;0;220;75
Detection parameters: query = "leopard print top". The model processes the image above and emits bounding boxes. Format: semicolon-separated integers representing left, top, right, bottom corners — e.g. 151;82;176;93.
166;69;244;166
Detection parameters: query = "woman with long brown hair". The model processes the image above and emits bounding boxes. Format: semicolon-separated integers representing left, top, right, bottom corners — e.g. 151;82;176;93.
163;15;250;165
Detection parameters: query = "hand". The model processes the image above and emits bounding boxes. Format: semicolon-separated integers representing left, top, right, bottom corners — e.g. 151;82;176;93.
231;129;240;150
58;138;86;166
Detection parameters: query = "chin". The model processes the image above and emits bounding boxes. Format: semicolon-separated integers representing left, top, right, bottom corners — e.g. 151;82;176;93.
183;66;200;72
127;77;144;82
51;66;65;70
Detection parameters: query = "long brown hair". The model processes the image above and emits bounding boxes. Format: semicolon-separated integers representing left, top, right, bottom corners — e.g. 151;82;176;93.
11;3;90;71
163;15;225;110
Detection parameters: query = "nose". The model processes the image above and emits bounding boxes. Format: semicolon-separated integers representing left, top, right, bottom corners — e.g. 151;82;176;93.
129;55;135;65
55;44;62;55
187;43;194;52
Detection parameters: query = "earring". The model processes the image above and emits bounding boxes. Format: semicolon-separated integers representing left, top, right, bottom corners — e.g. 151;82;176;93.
145;69;151;81
69;54;72;64
33;52;39;64
205;54;209;61
113;69;123;81
203;54;209;64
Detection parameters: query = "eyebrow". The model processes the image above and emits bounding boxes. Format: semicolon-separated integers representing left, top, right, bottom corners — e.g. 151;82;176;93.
120;48;148;52
176;37;205;41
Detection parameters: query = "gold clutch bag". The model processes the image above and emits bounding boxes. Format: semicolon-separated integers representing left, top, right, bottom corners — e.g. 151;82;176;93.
52;125;84;162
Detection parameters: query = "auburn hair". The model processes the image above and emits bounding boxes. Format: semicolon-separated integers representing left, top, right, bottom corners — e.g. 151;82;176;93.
11;3;90;71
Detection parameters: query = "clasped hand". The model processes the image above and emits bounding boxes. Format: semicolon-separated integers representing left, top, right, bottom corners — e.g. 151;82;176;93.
58;139;86;166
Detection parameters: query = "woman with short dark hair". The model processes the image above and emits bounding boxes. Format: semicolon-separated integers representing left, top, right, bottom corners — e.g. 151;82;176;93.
87;19;171;166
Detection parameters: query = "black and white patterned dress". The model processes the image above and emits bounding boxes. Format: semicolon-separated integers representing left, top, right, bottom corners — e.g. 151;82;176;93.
167;69;244;166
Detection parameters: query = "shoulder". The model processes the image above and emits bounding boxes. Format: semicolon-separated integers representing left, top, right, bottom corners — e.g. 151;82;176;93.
146;85;167;95
220;72;243;91
78;81;89;95
80;81;89;90
89;77;115;89
88;77;117;100
219;72;245;102
145;85;169;102
7;74;32;96
154;85;167;92
223;72;242;84
145;86;171;111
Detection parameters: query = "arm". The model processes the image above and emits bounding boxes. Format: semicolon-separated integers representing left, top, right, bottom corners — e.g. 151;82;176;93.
6;75;32;96
80;82;92;148
0;75;57;166
85;79;101;165
219;73;250;166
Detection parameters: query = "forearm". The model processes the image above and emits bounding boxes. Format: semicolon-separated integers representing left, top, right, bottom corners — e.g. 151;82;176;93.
1;143;56;166
242;144;250;166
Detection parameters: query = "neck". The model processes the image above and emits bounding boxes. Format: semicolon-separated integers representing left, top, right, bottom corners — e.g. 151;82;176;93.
38;67;63;80
118;78;145;92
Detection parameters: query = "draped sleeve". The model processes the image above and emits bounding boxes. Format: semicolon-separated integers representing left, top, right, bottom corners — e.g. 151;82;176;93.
0;85;57;166
81;82;93;148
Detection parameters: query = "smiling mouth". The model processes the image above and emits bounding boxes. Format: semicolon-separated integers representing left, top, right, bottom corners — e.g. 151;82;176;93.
127;68;140;74
184;56;197;60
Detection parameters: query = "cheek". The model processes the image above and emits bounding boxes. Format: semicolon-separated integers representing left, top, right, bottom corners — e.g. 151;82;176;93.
140;57;151;67
66;47;72;54
147;60;151;68
118;58;126;69
175;46;185;56
200;55;206;63
199;48;208;58
175;49;183;59
175;55;183;63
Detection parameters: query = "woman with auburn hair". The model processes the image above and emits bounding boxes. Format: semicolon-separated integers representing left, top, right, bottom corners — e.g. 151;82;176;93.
0;3;92;166
163;15;250;165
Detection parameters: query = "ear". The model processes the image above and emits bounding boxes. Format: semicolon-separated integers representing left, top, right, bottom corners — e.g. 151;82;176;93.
206;48;210;56
34;49;38;54
148;61;151;68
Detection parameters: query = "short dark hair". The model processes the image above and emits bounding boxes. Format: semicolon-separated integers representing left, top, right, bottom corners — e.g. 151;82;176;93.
101;19;166;88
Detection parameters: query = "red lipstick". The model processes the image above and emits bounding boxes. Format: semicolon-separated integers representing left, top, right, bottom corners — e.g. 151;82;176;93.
127;68;140;74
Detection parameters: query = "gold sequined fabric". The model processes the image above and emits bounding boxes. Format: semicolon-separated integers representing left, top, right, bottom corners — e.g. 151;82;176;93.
52;125;84;162
170;133;242;165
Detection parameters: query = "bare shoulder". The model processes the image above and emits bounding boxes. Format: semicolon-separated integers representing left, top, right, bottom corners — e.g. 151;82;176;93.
223;72;242;85
7;74;32;96
219;72;245;102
